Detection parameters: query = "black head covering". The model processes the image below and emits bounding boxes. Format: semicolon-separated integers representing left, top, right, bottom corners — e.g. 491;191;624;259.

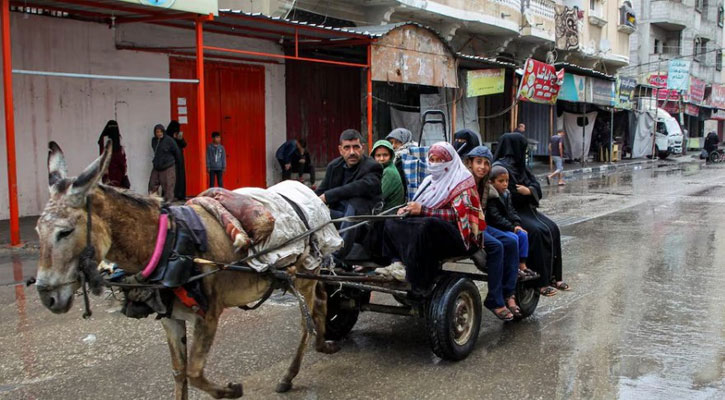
166;120;181;137
494;131;533;185
153;124;166;135
98;120;121;151
454;129;481;156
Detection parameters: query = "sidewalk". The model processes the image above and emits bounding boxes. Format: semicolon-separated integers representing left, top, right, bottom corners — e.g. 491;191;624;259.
530;154;701;183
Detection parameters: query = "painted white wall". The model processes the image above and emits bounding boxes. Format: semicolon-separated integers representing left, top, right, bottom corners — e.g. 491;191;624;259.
0;13;286;220
0;14;169;220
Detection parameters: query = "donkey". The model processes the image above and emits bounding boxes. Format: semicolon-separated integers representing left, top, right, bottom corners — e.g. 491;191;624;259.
34;141;338;399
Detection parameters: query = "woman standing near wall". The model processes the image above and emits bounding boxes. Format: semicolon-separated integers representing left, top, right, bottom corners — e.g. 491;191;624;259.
97;120;130;189
166;120;187;200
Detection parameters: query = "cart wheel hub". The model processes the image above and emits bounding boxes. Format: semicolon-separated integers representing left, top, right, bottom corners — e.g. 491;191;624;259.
452;292;475;346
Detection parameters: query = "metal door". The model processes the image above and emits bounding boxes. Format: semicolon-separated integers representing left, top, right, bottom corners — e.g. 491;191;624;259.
169;58;266;195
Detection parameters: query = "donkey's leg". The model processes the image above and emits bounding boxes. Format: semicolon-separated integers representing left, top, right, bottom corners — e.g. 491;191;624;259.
187;308;243;399
276;277;337;393
161;318;188;400
275;279;311;393
312;280;340;354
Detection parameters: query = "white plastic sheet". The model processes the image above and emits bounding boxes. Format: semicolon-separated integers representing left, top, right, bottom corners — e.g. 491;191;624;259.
562;111;598;160
233;181;342;272
632;111;655;158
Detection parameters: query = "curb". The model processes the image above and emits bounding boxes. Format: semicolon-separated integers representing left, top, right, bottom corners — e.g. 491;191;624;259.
534;159;657;182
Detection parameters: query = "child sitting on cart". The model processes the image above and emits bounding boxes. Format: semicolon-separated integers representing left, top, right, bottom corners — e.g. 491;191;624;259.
486;165;534;279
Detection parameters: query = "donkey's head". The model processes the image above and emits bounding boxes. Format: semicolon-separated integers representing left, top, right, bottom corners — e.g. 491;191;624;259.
35;141;112;313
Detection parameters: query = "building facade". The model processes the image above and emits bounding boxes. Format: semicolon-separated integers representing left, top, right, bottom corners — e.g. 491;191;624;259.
627;0;724;139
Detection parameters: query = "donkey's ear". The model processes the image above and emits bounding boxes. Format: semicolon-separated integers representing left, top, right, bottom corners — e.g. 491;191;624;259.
48;141;68;189
67;140;113;207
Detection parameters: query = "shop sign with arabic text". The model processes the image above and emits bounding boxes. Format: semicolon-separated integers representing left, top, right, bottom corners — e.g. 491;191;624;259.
517;59;563;104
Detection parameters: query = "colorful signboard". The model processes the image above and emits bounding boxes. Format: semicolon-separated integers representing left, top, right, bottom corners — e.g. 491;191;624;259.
517;59;562;104
685;103;700;117
709;84;725;109
118;0;219;15
710;108;725;120
647;73;680;101
615;76;637;109
688;77;706;104
558;73;586;102
659;101;682;114
588;78;616;106
466;69;505;97
667;59;691;91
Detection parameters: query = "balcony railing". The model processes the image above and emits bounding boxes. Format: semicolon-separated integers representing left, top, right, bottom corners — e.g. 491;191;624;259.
521;0;556;41
493;0;523;10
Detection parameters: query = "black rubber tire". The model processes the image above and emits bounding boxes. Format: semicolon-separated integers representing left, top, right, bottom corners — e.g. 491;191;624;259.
514;280;540;320
709;151;721;163
324;284;370;341
426;276;482;361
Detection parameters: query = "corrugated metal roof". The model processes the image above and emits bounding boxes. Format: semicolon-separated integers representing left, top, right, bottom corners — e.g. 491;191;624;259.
457;53;518;69
554;62;615;81
218;10;374;40
346;22;457;55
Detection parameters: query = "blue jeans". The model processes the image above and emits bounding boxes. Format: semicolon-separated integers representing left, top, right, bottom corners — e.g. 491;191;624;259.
515;230;529;259
552;156;563;173
484;226;520;309
498;229;529;260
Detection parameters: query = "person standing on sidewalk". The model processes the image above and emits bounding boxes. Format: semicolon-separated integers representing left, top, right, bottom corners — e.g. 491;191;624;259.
97;120;130;189
148;124;181;202
547;129;565;186
207;131;227;188
166;120;187;200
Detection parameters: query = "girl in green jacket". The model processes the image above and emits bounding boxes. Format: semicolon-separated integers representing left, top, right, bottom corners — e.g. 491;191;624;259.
371;140;405;211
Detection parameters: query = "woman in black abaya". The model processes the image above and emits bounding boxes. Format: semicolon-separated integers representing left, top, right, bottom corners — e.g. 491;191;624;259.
454;129;481;157
166;120;187;200
493;132;569;295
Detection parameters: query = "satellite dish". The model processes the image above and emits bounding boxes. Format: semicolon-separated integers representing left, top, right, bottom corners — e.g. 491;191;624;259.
546;51;556;64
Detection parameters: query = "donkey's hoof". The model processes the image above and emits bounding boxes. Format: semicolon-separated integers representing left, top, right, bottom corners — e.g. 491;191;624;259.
225;382;243;398
275;381;292;393
317;340;341;354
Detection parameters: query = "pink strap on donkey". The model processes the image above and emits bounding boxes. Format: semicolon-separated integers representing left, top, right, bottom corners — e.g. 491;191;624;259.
141;213;169;279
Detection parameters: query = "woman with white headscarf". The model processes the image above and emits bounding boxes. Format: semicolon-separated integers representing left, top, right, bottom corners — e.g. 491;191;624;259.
377;142;486;293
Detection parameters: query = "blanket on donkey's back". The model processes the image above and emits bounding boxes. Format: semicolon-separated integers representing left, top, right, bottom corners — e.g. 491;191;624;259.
187;196;252;252
187;187;277;253
199;187;275;242
234;180;343;272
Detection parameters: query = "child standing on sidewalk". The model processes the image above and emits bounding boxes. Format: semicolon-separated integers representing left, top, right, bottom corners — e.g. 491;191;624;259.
207;131;227;188
486;166;533;278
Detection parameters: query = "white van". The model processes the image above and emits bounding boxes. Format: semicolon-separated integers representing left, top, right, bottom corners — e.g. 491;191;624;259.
654;108;684;158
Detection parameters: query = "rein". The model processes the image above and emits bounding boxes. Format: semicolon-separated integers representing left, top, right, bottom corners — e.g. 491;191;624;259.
78;197;95;319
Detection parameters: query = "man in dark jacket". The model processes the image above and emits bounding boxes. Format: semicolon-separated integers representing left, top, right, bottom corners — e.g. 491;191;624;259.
316;129;382;260
276;138;315;186
148;124;181;202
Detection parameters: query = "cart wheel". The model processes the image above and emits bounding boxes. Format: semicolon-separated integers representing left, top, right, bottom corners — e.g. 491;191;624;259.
426;276;482;361
709;151;721;164
514;280;540;320
324;284;370;341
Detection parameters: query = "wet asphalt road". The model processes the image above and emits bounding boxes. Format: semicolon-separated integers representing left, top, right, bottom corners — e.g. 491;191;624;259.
1;160;725;399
